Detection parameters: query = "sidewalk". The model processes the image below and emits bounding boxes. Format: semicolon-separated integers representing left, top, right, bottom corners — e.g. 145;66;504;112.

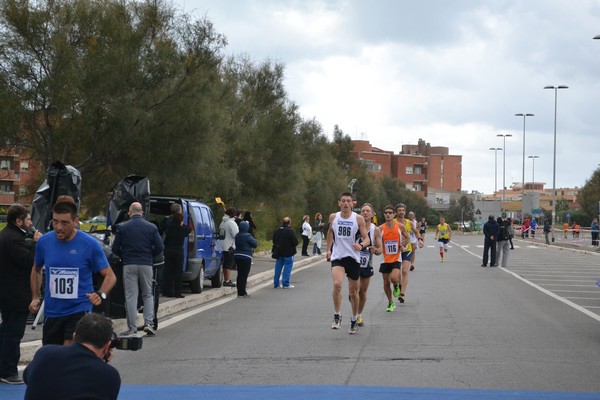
19;251;324;363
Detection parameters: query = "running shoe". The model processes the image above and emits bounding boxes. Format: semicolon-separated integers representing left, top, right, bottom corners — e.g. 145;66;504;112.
349;319;358;334
357;315;364;327
393;284;401;297
386;301;395;312
398;292;405;304
332;313;342;329
441;258;445;263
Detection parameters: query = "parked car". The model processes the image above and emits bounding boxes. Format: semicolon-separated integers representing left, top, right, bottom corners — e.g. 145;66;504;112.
107;175;223;293
148;195;224;293
85;215;107;224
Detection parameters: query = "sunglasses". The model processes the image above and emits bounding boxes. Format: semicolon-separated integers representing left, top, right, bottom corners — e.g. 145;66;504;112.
384;211;394;214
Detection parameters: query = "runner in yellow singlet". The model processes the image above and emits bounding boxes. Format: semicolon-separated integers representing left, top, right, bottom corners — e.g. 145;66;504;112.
394;203;423;304
435;216;452;262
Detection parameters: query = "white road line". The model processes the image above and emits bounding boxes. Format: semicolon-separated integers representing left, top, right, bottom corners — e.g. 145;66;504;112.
454;241;600;323
564;297;600;300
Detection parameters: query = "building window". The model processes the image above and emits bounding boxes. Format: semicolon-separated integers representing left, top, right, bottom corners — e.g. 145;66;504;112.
405;166;413;175
20;161;29;171
413;182;422;191
19;186;29;196
0;183;12;193
414;165;422;174
0;160;11;170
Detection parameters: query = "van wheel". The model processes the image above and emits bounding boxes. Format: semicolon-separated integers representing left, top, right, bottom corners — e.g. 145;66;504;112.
190;265;205;293
211;262;223;288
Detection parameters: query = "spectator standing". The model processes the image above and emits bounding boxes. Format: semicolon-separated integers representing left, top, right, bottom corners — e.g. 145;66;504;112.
591;219;599;247
506;217;515;250
234;221;258;297
111;202;163;336
219;207;239;287
272;217;299;288
23;313;121;400
243;211;257;237
544;218;552;245
301;215;311;256
30;201;116;346
482;215;499;267
530;218;538;238
494;217;511;268
0;205;42;384
312;212;324;255
162;212;192;298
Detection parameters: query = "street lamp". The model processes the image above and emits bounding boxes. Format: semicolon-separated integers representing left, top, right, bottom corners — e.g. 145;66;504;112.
496;133;512;204
515;113;534;219
489;147;502;194
528;155;539;185
544;85;568;226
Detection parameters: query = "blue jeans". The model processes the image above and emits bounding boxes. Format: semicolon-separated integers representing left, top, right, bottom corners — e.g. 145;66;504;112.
274;256;294;288
0;309;28;378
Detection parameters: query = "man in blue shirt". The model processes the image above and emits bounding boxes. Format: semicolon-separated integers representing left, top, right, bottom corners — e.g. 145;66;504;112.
112;202;163;336
30;201;116;345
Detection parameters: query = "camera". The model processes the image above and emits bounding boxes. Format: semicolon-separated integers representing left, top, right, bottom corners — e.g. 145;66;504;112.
110;333;143;351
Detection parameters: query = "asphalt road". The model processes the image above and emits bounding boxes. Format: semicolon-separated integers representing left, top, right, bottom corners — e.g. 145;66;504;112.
106;236;600;393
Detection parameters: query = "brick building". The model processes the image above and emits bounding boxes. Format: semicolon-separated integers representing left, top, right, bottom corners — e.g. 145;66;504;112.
352;138;462;198
0;148;43;209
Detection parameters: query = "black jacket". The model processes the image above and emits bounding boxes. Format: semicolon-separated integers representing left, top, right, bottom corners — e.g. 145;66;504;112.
0;223;36;311
112;214;164;266
272;225;298;257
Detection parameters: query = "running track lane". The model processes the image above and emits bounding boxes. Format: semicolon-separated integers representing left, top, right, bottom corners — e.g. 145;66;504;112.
3;385;600;399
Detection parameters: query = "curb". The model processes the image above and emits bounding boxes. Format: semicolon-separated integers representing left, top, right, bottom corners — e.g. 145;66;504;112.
19;254;324;364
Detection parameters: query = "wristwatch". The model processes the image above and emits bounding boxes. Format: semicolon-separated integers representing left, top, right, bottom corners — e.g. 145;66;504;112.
96;291;107;302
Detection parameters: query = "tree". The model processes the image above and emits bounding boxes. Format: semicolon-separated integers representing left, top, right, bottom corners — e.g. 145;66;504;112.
447;195;475;227
0;0;227;209
577;168;600;222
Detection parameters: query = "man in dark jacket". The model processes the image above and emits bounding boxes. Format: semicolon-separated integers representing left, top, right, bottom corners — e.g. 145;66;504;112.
0;204;41;384
112;202;163;336
272;217;299;289
482;215;499;267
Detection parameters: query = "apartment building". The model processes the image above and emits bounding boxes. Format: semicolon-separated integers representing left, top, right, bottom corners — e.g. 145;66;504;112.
352;138;462;198
0;148;42;208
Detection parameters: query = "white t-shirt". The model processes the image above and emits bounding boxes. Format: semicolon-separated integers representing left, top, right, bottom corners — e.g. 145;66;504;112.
302;221;312;237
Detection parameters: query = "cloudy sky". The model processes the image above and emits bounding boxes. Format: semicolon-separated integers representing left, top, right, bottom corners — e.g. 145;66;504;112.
175;0;600;195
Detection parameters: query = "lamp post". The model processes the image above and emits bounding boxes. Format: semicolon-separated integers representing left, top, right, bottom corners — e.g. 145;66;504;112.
496;133;512;205
515;113;534;220
544;85;568;226
489;147;502;195
528;155;539;185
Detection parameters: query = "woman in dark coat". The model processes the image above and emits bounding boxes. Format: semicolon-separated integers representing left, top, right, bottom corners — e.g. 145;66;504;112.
162;212;192;298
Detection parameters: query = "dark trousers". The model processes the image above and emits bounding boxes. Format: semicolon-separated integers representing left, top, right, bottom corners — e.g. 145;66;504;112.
301;235;310;255
163;248;184;297
592;231;599;246
482;238;496;266
0;309;28;378
234;256;252;296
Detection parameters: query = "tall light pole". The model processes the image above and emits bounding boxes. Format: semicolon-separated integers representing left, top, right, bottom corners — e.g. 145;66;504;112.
515;113;534;220
544;85;568;226
489;147;502;195
496;133;512;205
528;155;539;185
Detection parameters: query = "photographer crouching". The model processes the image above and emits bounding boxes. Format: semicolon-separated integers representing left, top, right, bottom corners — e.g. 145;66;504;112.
23;312;139;400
